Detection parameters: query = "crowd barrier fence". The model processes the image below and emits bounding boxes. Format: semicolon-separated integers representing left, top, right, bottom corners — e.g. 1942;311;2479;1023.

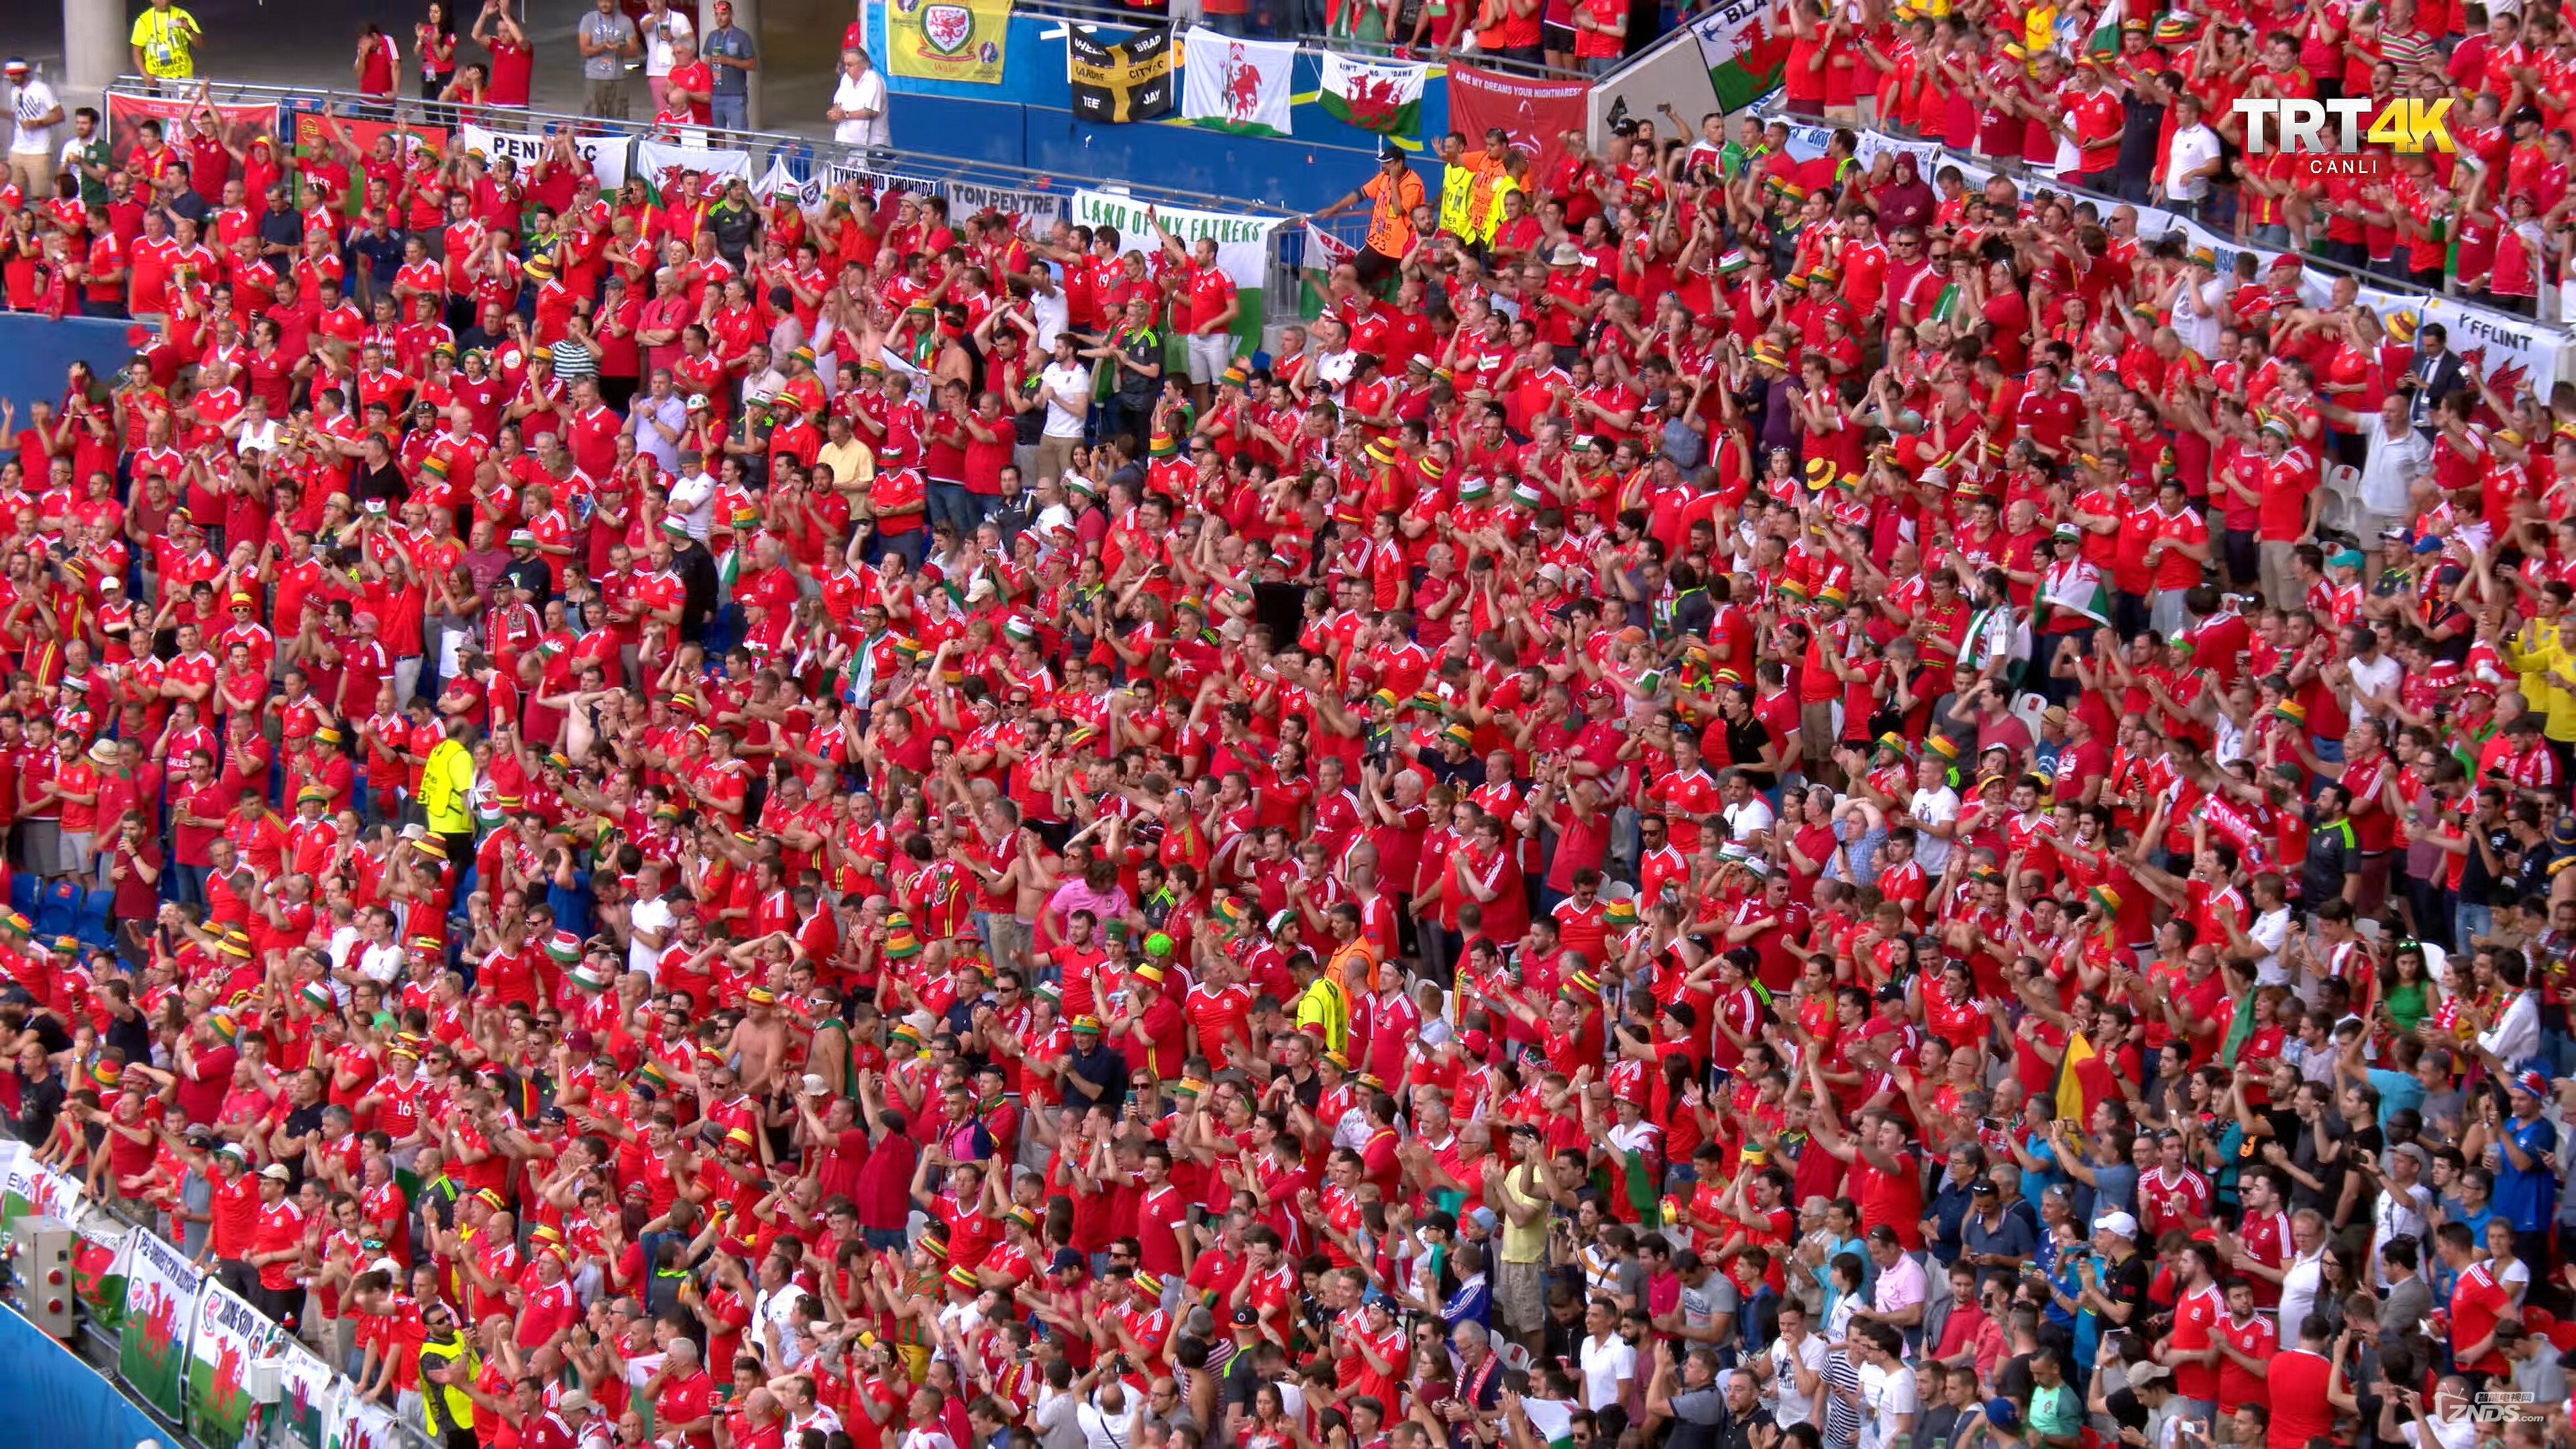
0;1136;439;1449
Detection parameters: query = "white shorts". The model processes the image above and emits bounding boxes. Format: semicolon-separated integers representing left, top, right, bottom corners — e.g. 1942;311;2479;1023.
1186;331;1236;385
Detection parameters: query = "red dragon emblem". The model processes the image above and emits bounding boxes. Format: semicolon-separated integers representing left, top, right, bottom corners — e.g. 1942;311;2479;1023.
1340;71;1405;130
920;4;973;54
2455;344;2530;401
139;1282;183;1362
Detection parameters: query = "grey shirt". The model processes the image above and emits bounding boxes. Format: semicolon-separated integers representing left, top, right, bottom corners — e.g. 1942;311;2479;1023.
578;10;639;80
702;25;755;95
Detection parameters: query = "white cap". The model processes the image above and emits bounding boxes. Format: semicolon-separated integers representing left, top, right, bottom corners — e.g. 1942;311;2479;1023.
802;1074;829;1097
2096;1211;2139;1240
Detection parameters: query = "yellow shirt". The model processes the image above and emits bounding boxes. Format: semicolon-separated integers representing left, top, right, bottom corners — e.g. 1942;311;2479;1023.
2506;625;2576;741
1496;1163;1549;1265
1293;975;1348;1054
816;437;875;492
419;738;478;835
131;7;201;79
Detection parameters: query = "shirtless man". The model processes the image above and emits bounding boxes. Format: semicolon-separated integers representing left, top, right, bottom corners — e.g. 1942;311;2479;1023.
729;988;793;1097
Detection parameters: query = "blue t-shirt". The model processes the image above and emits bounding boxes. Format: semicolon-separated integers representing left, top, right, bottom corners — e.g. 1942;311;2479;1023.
2367;1068;2427;1129
2493;1114;2561;1232
548;869;595;939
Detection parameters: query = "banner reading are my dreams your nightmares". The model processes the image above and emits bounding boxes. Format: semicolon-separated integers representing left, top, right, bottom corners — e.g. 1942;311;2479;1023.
107;91;275;168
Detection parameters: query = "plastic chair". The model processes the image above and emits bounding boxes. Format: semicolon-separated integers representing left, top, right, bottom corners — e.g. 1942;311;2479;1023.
76;890;117;951
34;877;81;938
6;873;32;915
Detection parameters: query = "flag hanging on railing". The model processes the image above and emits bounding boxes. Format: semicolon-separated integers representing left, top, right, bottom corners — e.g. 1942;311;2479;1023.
1180;28;1294;137
119;1228;202;1427
1687;0;1791;111
189;1278;286;1449
1446;63;1589;180
1068;23;1174;123
1318;52;1426;136
1073;189;1278;350
886;0;1012;83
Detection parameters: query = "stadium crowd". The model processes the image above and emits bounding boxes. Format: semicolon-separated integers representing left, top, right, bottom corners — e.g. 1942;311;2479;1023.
3;1;2576;1449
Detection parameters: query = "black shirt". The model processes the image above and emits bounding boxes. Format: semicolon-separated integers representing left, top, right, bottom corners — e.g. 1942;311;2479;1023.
2090;1248;2153;1336
501;555;553;602
1064;1040;1130;1113
672;541;721;641
2302;815;2355;908
261;207;308;278
10;1065;67;1146
353;461;409;510
1723;714;1778;787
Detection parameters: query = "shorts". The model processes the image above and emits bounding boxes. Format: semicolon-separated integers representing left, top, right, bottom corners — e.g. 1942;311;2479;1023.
1541;20;1575;50
1187;331;1236;385
1495;1257;1546;1332
13;819;62;877
60;829;95;877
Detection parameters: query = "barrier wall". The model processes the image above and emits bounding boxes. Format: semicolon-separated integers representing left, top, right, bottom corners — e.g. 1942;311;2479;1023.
1759;112;2576;393
0;315;162;423
1;1140;423;1449
0;1307;174;1449
866;5;1449;206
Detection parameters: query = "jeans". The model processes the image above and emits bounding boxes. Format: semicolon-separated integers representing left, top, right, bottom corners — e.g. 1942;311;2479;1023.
168;862;209;908
709;93;747;130
928;480;989;537
863;527;926;571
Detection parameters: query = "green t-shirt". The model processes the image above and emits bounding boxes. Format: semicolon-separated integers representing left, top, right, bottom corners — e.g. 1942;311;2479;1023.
75;137;111;208
2026;1380;2082;1440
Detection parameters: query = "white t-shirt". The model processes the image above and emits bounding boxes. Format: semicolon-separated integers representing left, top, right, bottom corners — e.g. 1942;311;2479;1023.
1766;1333;1827;1426
1577;1333;1635;1411
1074;1397;1136;1449
2164;123;2222;203
668;468;717;539
2174;274;2225;360
1857;1360;1919;1449
1722;795;1774;843
1040;361;1091;438
1907;786;1961;873
627;896;674;976
834;68;890;148
642;7;693;76
2344;651;2403;730
9;78;60;158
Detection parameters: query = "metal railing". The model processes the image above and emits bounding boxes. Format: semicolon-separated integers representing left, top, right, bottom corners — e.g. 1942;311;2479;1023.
0;1124;441;1449
1285;31;1595;80
1746;94;2576;351
123;75;1299;218
113;76;1347;337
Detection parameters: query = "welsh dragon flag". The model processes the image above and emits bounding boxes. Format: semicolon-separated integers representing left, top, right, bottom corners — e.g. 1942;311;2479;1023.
1318;53;1427;135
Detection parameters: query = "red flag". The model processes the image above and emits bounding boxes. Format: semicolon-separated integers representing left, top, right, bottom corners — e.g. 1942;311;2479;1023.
1446;64;1592;184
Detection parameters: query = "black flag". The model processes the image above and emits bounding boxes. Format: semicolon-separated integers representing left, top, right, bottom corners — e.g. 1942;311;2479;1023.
1068;22;1173;123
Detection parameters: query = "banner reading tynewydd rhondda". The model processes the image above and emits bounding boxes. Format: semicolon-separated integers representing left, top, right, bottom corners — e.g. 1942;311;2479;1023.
1071;189;1277;351
119;1227;202;1425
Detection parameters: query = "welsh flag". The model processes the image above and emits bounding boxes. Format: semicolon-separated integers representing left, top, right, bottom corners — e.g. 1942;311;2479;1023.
1318;53;1426;135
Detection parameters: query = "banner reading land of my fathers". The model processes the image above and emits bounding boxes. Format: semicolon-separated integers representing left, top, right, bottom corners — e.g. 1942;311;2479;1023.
1071;189;1277;350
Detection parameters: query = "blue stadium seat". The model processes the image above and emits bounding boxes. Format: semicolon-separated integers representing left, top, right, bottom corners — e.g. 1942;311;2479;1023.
5;873;31;916
76;890;117;951
35;878;81;938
